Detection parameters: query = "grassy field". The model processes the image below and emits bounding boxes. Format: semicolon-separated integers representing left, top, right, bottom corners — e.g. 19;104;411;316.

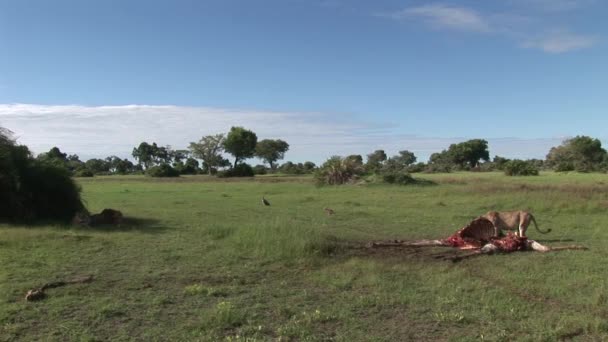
2;172;608;341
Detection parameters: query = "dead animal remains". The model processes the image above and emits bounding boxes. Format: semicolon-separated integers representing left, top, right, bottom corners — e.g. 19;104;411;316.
25;275;94;301
369;217;587;262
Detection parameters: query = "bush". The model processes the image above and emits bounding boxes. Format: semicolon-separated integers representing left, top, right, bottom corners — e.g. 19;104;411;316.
503;160;539;176
253;164;267;175
314;156;365;185
382;171;417;185
424;163;452;173
0;143;86;221
217;163;254;178
74;169;94;177
146;164;180;177
407;162;426;173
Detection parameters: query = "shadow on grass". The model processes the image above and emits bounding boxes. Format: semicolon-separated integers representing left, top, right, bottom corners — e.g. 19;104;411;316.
0;216;167;234
84;216;167;234
536;238;574;243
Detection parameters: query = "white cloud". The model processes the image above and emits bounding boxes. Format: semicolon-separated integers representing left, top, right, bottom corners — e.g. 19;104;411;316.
512;0;595;12
382;3;597;54
522;30;597;53
393;4;491;33
0;103;564;163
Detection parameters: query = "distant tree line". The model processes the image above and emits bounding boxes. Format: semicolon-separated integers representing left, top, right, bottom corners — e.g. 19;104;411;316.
4;120;608;181
37;126;311;178
314;136;608;184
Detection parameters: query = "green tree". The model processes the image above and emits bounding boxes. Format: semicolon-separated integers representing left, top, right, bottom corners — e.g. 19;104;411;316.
546;136;607;172
255;139;289;170
303;161;317;173
189;134;229;175
365;150;387;173
37;146;69;169
492;155;510;170
223;127;258;168
85;158;111;174
345;155;363;167
384;150;417;172
394;150;417;166
446;139;490;168
132;142;156;169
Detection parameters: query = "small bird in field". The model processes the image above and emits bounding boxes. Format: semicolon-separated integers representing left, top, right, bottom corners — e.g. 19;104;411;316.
324;207;335;216
262;197;271;206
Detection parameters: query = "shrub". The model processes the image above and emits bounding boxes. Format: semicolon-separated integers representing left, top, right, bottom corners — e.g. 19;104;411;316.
146;164;180;177
314;156;365;185
503;160;539;176
74;169;94;177
1;131;86;222
382;171;416;185
407;162;426;173
217;163;254;178
253;164;267;175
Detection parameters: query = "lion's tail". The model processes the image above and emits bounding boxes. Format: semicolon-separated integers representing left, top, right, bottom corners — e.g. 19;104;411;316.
531;214;551;234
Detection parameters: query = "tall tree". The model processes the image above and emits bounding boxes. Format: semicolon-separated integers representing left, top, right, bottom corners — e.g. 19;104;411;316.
255;139;289;169
85;158;110;174
132;142;155;169
37;146;70;169
365;150;387;173
546;136;607;172
446;139;489;168
394;150;417;166
223;126;258;168
189;134;229;175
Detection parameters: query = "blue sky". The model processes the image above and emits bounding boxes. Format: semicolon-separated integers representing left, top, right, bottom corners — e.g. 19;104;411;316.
1;0;607;163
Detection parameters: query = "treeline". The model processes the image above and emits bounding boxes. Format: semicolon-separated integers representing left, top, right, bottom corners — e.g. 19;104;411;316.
37;126;315;178
314;136;608;184
5;121;608;180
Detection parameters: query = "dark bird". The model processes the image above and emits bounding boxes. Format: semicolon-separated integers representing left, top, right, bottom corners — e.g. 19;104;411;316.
324;207;335;216
262;197;271;206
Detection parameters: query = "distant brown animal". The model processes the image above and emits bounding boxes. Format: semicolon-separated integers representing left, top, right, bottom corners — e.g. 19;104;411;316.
324;207;335;216
481;210;551;238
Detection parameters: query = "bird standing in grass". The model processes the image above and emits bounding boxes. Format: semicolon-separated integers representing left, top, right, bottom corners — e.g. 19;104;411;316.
262;197;271;206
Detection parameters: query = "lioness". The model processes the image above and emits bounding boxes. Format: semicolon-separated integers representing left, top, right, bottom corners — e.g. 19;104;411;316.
481;210;551;238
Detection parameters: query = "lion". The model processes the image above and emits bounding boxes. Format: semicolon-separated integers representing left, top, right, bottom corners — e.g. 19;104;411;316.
481;210;551;238
72;209;123;227
90;209;123;226
324;207;335;216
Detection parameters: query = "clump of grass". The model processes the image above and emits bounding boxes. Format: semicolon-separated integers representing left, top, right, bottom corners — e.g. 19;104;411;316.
97;304;125;319
207;225;236;240
202;301;247;330
228;220;341;262
276;309;336;340
184;284;228;297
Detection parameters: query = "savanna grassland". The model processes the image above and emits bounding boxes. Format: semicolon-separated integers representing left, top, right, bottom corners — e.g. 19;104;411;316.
1;172;608;341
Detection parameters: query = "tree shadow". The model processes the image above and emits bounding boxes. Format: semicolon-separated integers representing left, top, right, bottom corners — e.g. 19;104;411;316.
0;216;168;234
83;216;167;234
412;178;437;186
535;238;574;243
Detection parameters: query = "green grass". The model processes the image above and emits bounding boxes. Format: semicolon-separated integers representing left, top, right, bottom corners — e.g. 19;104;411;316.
2;172;608;341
